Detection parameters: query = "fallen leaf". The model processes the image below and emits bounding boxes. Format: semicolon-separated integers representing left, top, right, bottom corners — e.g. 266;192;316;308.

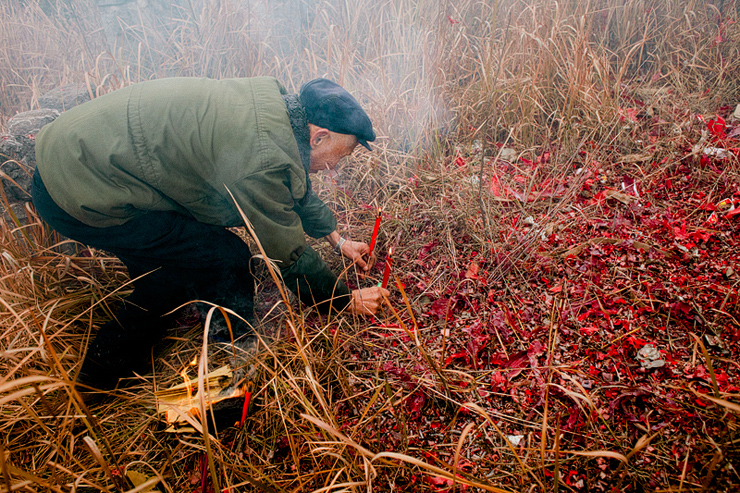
465;261;480;279
605;189;637;204
125;470;162;493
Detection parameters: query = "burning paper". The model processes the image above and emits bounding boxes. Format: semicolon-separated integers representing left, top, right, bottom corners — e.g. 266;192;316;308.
155;365;248;432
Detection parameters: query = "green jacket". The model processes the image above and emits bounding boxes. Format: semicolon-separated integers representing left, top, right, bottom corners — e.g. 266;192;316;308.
35;76;351;310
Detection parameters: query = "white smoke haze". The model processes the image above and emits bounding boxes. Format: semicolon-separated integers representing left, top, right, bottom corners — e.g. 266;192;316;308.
92;0;456;153
7;1;734;154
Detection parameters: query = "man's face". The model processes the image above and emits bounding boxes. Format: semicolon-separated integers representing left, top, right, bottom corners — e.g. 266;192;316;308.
308;126;359;173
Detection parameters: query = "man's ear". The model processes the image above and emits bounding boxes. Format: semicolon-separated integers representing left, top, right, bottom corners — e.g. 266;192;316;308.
310;127;331;149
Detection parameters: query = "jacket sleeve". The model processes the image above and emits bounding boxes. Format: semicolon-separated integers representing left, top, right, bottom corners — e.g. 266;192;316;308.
280;245;351;313
228;170;307;267
227;171;350;312
293;188;337;238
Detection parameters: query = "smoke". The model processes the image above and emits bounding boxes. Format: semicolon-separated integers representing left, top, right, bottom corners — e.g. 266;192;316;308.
97;0;453;152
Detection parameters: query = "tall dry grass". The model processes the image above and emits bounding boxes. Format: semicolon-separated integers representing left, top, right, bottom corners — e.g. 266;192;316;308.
1;0;739;491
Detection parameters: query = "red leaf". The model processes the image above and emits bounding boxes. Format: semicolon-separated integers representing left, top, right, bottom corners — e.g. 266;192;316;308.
427;476;452;487
418;240;438;262
491;371;507;390
465;261;480;279
690;229;713;242
406;392;427;416
708;116;726;139
426;475;468;491
428;298;453;320
489;174;503;196
382;362;411;382
444;351;470;368
502;350;529;379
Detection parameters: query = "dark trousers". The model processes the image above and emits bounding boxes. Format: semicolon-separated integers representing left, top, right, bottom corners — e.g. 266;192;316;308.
31;169;254;387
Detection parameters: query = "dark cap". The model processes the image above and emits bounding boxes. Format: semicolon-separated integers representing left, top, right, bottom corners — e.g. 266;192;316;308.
299;78;376;150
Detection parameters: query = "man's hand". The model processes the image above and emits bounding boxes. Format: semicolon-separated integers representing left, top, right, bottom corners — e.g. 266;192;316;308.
326;231;377;276
348;287;389;315
339;239;376;274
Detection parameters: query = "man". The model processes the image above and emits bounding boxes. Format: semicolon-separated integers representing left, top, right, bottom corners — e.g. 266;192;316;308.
32;76;388;391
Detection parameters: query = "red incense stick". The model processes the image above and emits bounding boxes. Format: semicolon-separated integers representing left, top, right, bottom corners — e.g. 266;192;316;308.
368;208;382;253
239;391;252;428
381;247;393;288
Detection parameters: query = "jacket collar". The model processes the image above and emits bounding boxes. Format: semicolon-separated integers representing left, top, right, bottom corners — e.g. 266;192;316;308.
283;94;311;174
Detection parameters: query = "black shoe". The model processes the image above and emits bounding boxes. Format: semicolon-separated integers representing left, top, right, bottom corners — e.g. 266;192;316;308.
75;318;165;393
75;355;135;392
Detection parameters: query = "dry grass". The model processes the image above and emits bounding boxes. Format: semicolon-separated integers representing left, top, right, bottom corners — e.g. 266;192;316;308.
2;0;740;491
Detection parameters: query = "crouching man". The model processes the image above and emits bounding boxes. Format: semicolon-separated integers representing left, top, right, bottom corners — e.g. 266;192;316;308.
32;76;388;391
